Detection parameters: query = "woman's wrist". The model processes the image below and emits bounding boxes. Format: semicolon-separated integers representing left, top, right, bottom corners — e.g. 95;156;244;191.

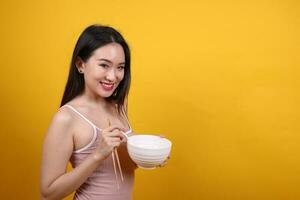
91;151;105;163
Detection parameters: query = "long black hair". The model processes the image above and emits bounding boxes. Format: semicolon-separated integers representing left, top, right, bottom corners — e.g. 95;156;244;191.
60;24;131;113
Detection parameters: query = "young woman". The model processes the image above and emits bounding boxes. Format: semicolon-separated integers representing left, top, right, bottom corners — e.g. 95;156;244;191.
40;25;137;200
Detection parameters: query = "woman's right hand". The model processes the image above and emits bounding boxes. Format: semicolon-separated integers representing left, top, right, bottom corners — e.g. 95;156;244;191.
93;125;125;160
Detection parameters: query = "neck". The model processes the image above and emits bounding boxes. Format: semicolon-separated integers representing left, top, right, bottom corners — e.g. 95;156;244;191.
80;88;112;109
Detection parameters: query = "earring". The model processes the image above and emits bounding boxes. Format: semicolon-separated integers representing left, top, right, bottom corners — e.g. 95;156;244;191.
79;70;83;73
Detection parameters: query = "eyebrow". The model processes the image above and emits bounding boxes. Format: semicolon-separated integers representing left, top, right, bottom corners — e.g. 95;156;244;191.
97;58;125;65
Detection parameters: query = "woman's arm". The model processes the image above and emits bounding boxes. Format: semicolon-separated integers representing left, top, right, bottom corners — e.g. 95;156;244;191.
40;109;104;200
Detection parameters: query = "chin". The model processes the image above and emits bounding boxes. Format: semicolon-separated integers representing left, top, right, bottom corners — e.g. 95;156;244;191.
98;89;115;98
99;93;113;98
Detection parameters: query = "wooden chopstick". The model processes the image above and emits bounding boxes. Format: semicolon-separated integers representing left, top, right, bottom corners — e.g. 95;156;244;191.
114;148;124;181
108;119;124;190
111;149;120;189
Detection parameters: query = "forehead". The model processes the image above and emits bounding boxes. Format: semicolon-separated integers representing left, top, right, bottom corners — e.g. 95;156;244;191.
91;43;125;62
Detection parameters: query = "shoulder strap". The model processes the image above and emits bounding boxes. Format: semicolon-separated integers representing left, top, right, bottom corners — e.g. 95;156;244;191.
61;104;102;131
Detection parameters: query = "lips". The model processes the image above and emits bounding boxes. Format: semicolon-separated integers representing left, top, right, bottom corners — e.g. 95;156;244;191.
100;81;114;91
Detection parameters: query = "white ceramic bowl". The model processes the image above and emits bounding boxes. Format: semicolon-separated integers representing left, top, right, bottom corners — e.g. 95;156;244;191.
127;135;172;169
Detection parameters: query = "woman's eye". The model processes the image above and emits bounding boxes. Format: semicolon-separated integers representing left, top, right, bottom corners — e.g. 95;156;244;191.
99;64;109;68
118;66;125;70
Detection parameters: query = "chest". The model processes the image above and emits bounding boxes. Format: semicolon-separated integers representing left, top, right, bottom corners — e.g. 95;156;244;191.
71;110;130;151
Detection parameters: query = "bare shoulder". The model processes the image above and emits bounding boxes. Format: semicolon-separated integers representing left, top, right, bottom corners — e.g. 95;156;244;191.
41;107;77;191
54;107;74;124
45;107;76;139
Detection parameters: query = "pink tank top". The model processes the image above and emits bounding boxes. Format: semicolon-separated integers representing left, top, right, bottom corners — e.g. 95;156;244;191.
61;105;136;200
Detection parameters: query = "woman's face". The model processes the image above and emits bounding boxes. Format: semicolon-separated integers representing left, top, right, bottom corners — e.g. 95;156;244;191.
78;43;126;98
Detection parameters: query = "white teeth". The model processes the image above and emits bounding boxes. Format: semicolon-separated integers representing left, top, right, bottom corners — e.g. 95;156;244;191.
101;82;114;87
101;82;112;85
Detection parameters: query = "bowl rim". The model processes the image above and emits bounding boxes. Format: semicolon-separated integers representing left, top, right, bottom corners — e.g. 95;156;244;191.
127;134;172;150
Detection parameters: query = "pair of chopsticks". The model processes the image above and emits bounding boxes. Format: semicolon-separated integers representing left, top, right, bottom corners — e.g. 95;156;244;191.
108;119;124;190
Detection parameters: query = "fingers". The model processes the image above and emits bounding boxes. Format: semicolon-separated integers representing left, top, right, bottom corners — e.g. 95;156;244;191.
102;132;124;143
101;136;122;150
105;130;124;139
102;125;125;140
110;141;122;148
96;125;127;158
158;161;167;168
157;162;167;168
104;124;125;132
121;134;127;143
101;129;125;149
157;155;171;168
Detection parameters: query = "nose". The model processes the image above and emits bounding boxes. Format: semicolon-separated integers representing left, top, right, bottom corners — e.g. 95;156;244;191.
105;68;117;82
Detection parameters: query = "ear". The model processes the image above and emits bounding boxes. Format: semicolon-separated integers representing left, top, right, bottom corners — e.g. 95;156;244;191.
75;57;85;73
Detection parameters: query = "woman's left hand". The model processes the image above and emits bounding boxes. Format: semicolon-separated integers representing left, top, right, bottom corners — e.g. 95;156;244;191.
157;135;171;168
157;155;171;168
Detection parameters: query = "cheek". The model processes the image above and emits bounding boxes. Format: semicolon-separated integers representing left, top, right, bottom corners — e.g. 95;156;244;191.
118;71;125;81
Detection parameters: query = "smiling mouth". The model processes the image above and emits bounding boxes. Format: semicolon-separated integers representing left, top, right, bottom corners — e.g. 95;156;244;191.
100;81;115;91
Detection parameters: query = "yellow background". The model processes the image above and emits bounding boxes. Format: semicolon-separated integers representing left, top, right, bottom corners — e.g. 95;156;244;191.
0;0;299;199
